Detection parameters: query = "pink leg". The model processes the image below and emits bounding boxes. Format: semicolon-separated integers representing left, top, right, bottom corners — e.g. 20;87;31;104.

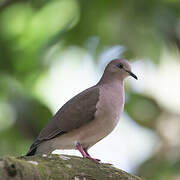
75;142;87;157
75;142;100;163
84;148;100;162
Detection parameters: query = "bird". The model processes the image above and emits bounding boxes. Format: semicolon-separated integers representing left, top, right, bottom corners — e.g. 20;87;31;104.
26;59;137;163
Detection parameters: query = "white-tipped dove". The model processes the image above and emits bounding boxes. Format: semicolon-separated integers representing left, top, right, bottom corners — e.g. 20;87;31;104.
26;59;137;163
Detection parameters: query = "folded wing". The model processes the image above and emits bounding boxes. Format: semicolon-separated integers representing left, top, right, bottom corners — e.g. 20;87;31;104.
26;86;99;156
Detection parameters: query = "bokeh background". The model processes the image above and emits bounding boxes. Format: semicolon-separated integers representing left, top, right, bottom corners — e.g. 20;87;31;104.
0;0;180;179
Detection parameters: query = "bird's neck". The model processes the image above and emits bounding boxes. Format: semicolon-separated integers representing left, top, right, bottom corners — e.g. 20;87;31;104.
97;73;124;86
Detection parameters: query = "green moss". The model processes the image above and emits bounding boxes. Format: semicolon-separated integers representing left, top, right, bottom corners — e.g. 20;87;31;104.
0;154;143;180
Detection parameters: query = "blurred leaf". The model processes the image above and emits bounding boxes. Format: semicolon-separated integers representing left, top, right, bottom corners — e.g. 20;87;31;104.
125;93;162;129
9;94;53;138
0;126;31;156
0;0;79;77
137;156;180;180
0;74;22;99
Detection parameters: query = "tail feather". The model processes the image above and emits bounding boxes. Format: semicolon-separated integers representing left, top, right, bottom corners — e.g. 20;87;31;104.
26;147;37;156
25;139;41;156
26;131;66;156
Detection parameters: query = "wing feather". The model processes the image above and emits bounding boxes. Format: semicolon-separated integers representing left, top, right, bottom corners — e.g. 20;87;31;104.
26;86;99;155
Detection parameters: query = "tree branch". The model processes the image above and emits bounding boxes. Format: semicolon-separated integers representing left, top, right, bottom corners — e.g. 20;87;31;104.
0;154;144;180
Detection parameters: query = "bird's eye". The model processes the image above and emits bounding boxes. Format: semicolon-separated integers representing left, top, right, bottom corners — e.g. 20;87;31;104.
116;63;123;69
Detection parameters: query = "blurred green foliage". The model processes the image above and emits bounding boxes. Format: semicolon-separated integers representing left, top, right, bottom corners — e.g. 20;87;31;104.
0;0;180;179
137;156;180;180
126;93;161;129
0;0;79;155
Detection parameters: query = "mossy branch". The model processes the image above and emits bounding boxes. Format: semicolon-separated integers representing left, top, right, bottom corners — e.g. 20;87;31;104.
0;154;144;180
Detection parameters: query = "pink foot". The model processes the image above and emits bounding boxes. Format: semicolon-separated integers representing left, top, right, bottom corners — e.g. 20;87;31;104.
84;148;101;162
85;155;100;163
75;142;101;163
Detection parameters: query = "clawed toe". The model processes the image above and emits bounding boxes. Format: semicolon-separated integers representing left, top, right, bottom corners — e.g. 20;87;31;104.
75;142;101;163
85;156;101;163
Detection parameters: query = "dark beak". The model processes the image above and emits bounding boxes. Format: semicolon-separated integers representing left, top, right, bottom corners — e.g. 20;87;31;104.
125;70;138;80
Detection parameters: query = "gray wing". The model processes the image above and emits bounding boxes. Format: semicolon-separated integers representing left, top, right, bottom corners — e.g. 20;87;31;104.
26;86;99;155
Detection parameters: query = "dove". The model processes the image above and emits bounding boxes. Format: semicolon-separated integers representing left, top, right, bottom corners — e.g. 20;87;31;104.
26;59;137;163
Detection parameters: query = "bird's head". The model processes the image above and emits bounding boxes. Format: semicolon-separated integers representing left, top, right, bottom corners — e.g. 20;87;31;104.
104;59;138;81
